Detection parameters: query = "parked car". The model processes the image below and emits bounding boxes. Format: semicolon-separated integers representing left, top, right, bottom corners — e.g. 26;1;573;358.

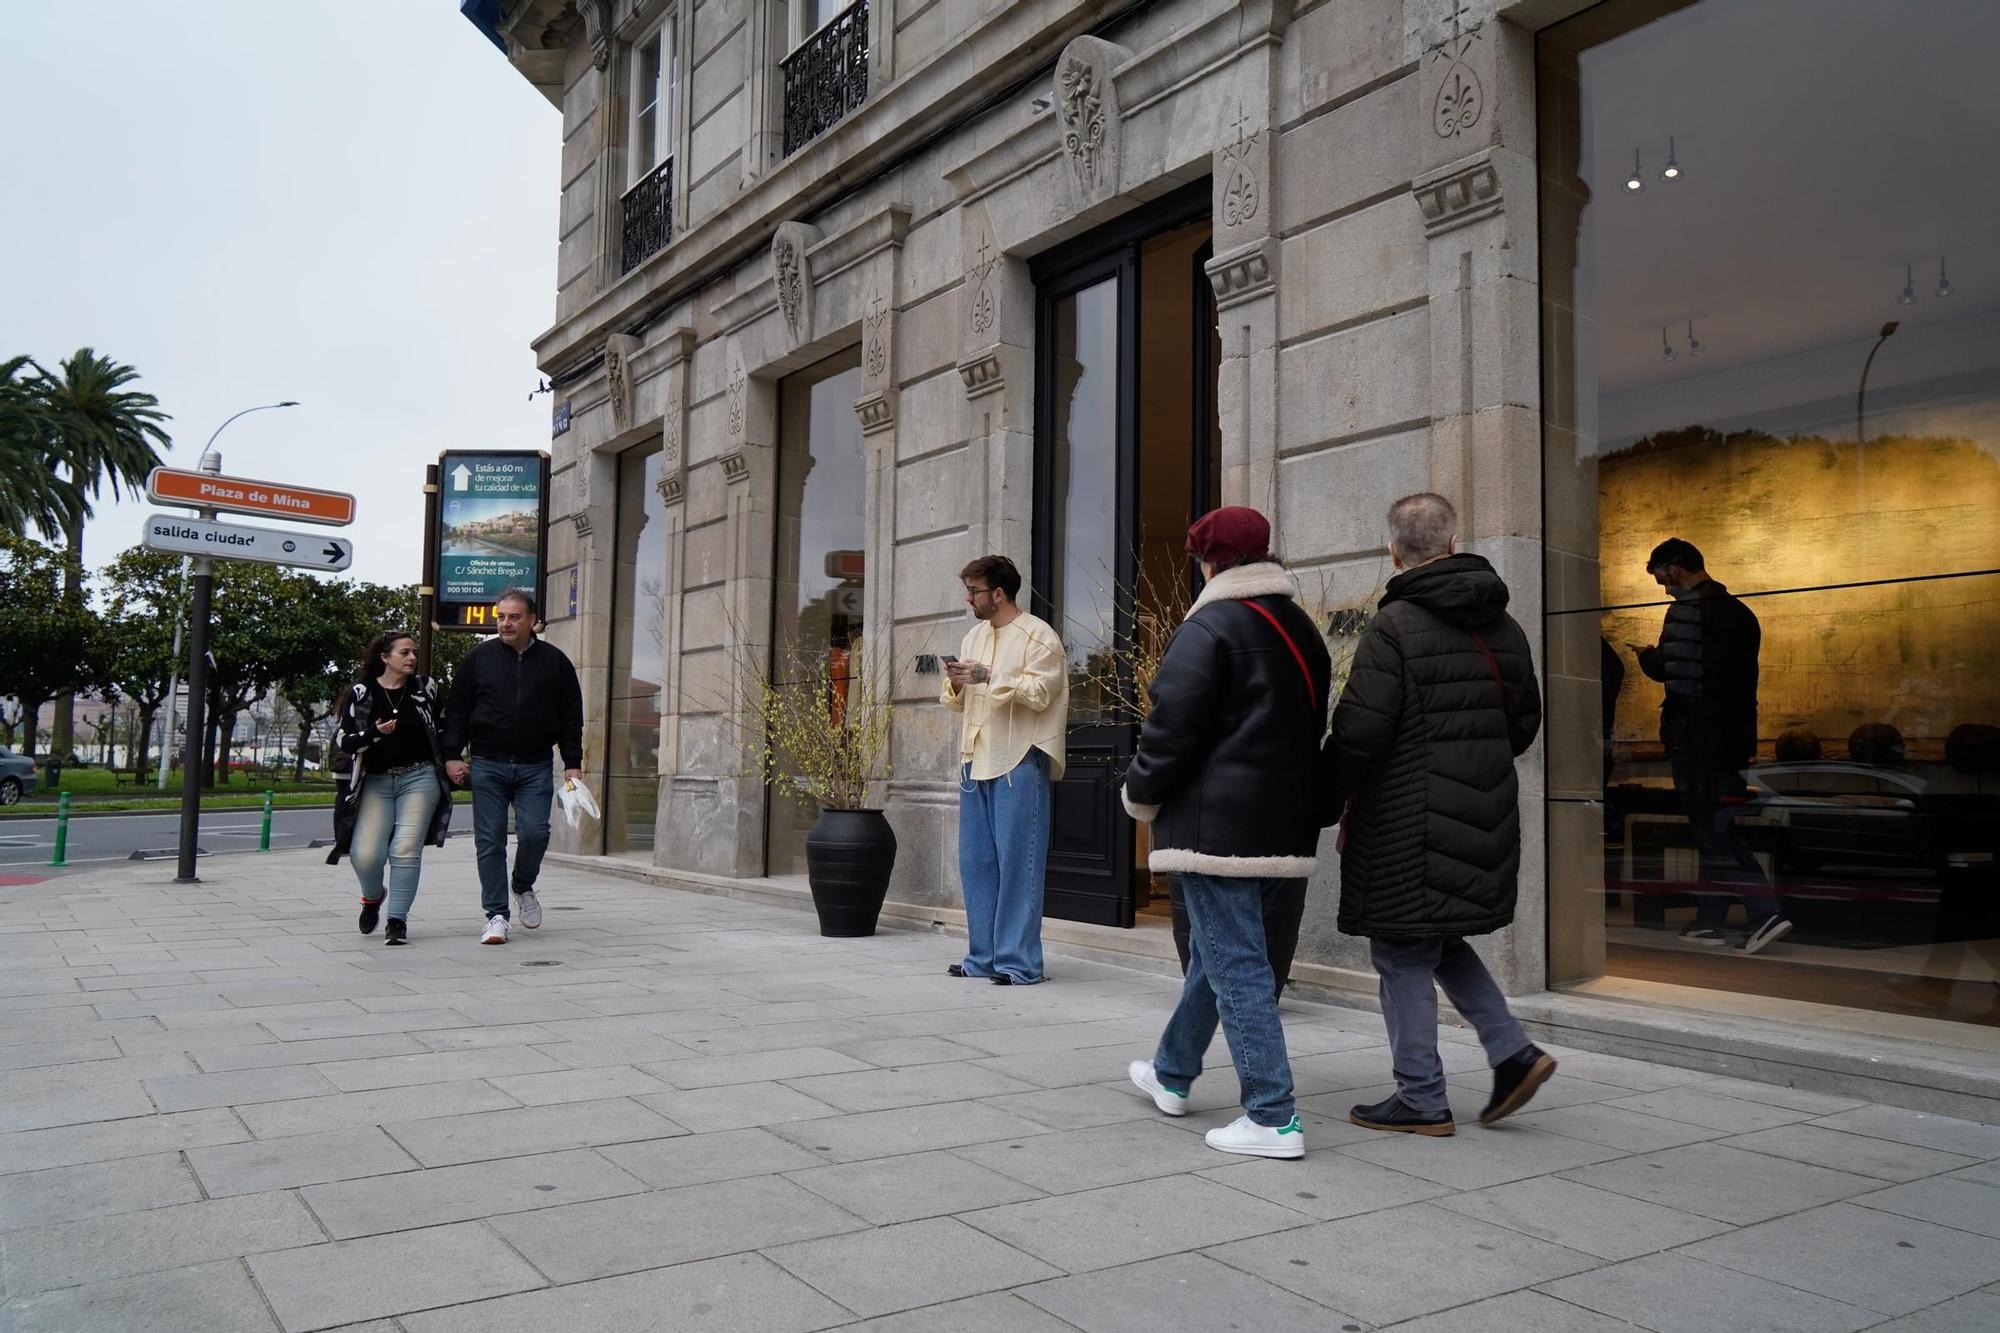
1748;761;1998;878
0;746;37;805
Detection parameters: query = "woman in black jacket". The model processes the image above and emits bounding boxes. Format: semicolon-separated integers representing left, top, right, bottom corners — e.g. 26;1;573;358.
1122;507;1330;1160
328;631;453;945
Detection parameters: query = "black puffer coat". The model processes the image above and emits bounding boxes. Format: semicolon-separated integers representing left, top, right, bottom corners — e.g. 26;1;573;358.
1122;562;1333;877
1636;579;1759;769
1323;554;1541;939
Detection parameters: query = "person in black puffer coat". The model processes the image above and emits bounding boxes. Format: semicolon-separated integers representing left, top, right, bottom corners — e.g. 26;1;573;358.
1323;493;1554;1137
1122;506;1329;1161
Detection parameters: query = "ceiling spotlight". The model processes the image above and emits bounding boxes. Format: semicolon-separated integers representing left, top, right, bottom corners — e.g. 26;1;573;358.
1687;320;1701;357
1898;264;1917;306
1661;326;1676;363
1625;149;1645;193
1662;136;1682;181
1936;256;1954;299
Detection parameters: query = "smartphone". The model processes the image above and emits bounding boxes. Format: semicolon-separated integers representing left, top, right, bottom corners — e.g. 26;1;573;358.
940;654;959;665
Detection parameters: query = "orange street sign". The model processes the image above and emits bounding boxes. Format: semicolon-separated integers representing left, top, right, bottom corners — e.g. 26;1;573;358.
146;467;356;527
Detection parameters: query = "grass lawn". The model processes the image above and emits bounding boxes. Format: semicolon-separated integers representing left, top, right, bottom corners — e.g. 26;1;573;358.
2;766;470;818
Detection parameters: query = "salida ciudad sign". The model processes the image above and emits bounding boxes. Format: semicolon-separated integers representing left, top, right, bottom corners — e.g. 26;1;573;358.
430;451;549;632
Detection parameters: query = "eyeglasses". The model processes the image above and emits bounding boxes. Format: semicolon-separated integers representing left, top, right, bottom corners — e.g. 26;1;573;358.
963;585;996;599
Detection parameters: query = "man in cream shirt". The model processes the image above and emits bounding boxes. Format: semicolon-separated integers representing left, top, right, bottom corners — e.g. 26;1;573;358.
941;555;1068;984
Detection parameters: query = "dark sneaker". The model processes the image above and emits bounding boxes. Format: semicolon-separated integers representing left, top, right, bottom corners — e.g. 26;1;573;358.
1739;915;1793;956
384;918;408;946
1679;926;1727;946
1349;1093;1454;1136
358;899;382;935
1481;1045;1558;1125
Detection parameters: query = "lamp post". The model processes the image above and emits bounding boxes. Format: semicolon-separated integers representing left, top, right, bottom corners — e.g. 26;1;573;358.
170;400;298;882
1856;321;1898;446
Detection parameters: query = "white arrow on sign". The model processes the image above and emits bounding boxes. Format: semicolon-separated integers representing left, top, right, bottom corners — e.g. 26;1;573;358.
451;463;472;491
143;513;354;572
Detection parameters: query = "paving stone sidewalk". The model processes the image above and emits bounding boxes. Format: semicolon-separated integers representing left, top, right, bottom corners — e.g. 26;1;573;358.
4;845;2000;1332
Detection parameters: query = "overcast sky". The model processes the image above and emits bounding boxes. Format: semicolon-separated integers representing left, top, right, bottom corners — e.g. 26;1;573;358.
1;2;559;588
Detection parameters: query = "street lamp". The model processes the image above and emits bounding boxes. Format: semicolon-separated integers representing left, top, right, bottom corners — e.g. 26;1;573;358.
158;400;300;792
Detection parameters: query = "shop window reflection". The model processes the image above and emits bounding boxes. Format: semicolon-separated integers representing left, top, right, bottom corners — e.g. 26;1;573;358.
1538;0;2000;1024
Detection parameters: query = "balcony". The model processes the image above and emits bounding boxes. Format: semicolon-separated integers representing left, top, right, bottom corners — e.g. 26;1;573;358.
782;1;869;158
621;156;674;274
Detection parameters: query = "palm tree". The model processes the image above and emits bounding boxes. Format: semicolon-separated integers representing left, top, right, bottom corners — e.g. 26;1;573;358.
35;349;172;762
0;356;82;540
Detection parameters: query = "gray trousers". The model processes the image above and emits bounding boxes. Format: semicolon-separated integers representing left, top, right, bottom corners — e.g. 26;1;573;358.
1371;936;1533;1116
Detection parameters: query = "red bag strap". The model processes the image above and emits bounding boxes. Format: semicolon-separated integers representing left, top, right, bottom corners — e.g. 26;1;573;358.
1470;631;1506;704
1241;599;1317;711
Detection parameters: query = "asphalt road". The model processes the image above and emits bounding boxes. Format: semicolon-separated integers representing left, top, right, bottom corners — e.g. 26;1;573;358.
0;805;339;873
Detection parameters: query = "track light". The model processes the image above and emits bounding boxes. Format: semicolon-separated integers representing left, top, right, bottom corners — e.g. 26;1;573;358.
1898;264;1917;306
1625;149;1645;194
1661;326;1676;363
1936;257;1954;299
1687;321;1701;357
1662;136;1681;181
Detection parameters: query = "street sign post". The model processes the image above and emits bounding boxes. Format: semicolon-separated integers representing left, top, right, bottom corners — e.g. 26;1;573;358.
143;514;353;571
430;451;550;633
146;467;356;527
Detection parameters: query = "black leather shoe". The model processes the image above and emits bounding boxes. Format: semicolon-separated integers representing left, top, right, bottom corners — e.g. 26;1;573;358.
947;963;973;978
1349;1093;1455;1136
991;974;1014;985
358;899;382;935
1481;1045;1557;1125
384;918;408;946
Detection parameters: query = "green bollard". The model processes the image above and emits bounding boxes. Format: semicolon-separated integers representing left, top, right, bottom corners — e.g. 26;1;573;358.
50;791;69;867
260;789;274;852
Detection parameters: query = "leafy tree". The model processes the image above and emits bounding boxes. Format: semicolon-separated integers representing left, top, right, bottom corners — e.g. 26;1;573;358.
202;562;301;785
0;535;98;757
98;548;190;776
0;357;83;540
23;350;172;765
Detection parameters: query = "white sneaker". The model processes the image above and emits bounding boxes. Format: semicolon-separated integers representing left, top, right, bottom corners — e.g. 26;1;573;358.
1128;1060;1189;1117
1205;1114;1305;1159
515;890;542;929
1739;915;1793;956
480;915;509;945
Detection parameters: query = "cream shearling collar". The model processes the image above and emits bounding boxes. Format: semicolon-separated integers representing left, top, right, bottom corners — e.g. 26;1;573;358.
1187;561;1299;619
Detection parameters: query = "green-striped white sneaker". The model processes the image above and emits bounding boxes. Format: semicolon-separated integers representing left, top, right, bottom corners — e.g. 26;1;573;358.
1205;1114;1304;1159
1128;1060;1189;1117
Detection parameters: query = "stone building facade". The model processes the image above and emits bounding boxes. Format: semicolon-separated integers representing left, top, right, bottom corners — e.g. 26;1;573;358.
467;0;2000;1112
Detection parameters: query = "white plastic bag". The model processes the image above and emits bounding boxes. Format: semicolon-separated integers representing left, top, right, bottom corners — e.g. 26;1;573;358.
556;775;602;829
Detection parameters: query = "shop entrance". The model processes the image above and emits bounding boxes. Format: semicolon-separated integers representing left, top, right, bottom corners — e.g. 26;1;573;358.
1031;180;1221;927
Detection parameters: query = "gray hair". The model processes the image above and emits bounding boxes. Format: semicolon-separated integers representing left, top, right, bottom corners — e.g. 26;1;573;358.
1386;492;1457;564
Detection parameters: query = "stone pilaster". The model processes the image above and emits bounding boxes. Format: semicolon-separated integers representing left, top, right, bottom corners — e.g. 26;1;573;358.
956;203;1035;579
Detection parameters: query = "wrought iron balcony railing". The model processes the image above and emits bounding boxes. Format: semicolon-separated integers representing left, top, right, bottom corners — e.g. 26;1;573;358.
621;156;674;274
782;1;869;158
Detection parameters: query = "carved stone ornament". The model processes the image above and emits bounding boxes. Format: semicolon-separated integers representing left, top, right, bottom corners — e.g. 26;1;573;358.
855;388;896;436
1053;37;1128;206
719;451;750;485
1205;239;1278;313
770;221;821;346
724;342;749;446
1413;156;1503;236
656;473;683;506
956;348;1005;400
862;295;893;391
662;377;682;464
570;510;594;538
579;0;613;72
963;208;1001;340
1217;106;1265;232
1425;1;1486;141
604;333;638;436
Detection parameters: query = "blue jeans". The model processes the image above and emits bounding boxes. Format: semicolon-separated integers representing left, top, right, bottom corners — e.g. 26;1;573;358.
1371;935;1533;1117
957;750;1051;983
470;759;554;920
1154;873;1297;1128
349;768;441;919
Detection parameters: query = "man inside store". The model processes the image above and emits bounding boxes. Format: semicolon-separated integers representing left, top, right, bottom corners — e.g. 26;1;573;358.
941;555;1069;985
1634;537;1792;955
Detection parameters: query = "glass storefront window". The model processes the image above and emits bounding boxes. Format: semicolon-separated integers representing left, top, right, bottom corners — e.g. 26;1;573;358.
1540;0;2000;1024
1047;276;1121;723
767;348;866;876
607;443;667;856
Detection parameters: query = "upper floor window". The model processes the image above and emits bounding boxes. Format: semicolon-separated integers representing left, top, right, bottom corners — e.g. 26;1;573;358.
782;0;869;158
621;15;677;273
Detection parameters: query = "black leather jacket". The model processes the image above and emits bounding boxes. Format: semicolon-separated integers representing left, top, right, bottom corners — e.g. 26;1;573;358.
325;675;453;865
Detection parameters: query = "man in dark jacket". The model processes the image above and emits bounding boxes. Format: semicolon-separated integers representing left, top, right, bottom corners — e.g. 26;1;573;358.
1634;537;1790;954
441;589;584;945
1122;507;1330;1159
1325;493;1552;1136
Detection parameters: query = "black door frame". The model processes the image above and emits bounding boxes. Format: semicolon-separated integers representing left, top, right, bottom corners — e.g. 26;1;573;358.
1029;179;1212;928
